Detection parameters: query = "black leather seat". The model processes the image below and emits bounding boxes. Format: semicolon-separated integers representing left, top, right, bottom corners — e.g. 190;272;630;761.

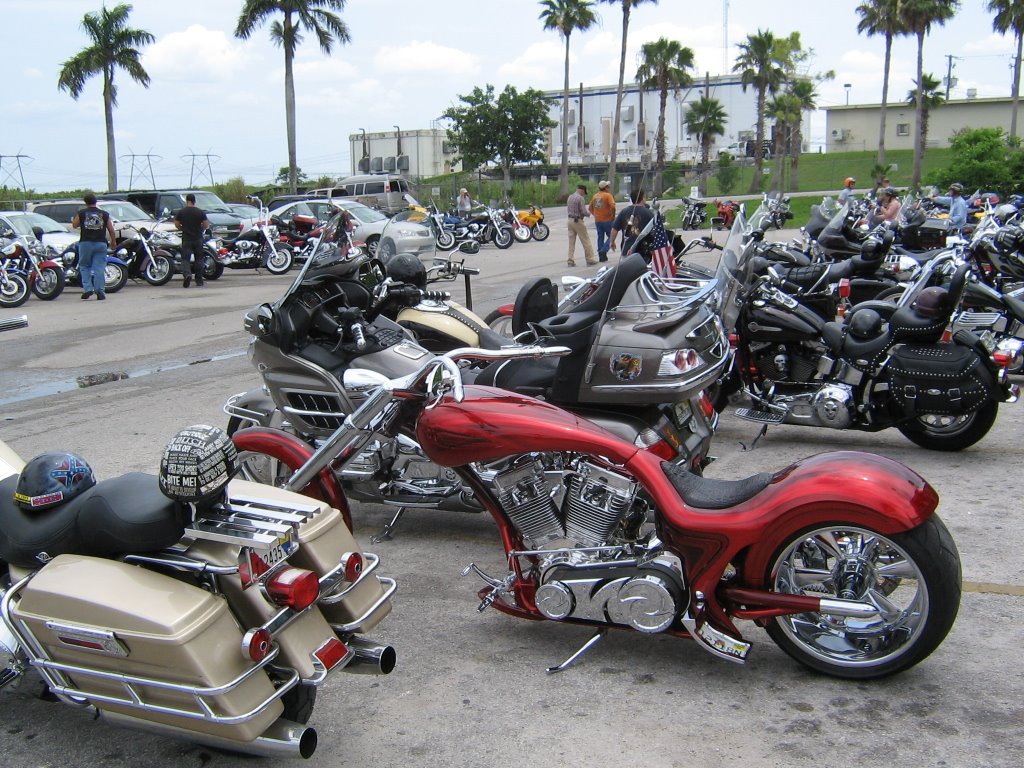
662;462;773;510
0;473;184;568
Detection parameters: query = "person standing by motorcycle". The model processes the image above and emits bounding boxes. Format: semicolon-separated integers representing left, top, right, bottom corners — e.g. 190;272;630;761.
589;179;616;262
174;193;209;288
456;188;474;218
609;188;654;255
838;176;856;205
946;183;968;230
71;192;116;301
566;183;597;267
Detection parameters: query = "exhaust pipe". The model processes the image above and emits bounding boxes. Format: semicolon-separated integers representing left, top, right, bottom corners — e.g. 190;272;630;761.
343;636;396;675
100;712;318;759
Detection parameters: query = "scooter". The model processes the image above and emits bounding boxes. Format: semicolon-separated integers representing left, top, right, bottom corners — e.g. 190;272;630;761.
232;333;962;680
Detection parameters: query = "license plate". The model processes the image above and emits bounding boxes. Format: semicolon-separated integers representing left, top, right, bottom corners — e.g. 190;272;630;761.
239;537;296;589
672;401;692;428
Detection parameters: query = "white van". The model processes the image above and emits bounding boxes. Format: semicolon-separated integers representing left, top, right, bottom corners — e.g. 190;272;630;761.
310;174;412;215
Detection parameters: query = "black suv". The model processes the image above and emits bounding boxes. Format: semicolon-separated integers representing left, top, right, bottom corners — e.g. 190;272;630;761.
99;190;245;241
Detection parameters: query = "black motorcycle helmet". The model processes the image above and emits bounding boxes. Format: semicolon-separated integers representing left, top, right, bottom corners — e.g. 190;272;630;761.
383;252;427;288
847;308;883;340
995;225;1024;255
14;452;96;511
158;425;238;505
912;286;952;320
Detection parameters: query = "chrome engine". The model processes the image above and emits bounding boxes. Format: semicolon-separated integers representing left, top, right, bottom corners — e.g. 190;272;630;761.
472;454;686;633
234;239;259;253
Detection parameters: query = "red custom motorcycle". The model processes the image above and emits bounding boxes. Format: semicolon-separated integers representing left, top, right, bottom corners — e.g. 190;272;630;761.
231;307;961;680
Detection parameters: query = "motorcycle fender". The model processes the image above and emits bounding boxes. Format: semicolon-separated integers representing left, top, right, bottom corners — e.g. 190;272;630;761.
632;449;938;590
12;554;282;741
37;258;62;272
230;426;351;529
105;255;129;267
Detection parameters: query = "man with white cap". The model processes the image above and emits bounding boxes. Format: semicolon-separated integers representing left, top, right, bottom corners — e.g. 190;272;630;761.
589;179;616;262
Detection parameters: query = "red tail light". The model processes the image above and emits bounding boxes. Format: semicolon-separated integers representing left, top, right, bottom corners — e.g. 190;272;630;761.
645;438;677;461
838;278;851;298
698;392;715;419
993;351;1012;368
341;552;363;582
242;627;272;662
313;637;350;671
265;567;320;611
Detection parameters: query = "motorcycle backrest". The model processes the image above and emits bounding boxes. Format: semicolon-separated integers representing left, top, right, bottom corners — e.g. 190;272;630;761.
512;277;559;335
572;253;648;315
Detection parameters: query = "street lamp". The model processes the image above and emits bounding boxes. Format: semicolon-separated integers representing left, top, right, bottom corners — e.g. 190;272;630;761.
844;83;851;105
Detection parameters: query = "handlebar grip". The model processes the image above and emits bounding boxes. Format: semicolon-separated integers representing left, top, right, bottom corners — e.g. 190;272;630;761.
422;290;451;302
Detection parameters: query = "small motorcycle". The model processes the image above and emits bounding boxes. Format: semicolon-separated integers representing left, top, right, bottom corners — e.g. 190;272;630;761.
0;236;65;300
216;197;294;275
57;244;130;294
517;204;550;241
678;196;709;230
233;332;962;680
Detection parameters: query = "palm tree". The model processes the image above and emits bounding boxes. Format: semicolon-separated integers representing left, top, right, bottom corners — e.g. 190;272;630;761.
685;95;727;195
235;1;350;195
57;4;154;192
635;38;694;194
988;0;1024;140
598;0;658;189
856;0;905;166
907;73;945;153
766;92;801;192
901;0;960;187
539;0;598;197
787;78;819;191
733;30;789;193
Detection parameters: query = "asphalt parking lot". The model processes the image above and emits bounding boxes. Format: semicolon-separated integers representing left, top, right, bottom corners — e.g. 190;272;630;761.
0;209;1021;767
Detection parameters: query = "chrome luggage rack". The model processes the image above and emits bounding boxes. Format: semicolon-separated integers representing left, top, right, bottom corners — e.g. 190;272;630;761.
182;492;324;551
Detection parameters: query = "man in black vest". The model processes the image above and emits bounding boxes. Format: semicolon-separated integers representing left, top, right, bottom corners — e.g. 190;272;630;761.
71;192;116;300
174;194;210;287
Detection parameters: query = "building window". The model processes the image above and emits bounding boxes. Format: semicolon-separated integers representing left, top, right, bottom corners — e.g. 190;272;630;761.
896;123;910;136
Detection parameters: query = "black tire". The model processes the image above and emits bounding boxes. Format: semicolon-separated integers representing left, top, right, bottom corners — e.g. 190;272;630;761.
365;235;380;257
435;230;457;250
143;253;174;286
104;262;129;294
896;400;998;451
379;239;396;259
281;683;317;725
512;224;532;243
493;227;513;249
0;273;29;308
484;308;513;336
265;244;294;275
531;222;550;241
764;515;961;679
31;266;65;300
203;258;225;281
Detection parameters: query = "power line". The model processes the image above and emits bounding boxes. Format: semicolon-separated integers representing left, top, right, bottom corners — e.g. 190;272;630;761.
0;154;31;193
121;151;161;190
181;151;220;187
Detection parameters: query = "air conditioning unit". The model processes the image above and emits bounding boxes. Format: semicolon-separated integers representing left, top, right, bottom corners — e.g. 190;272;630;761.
384;156;397;172
831;129;839;137
371;157;383;172
396;154;409;171
357;157;370;172
442;141;453;155
620;106;634;122
565;109;576;125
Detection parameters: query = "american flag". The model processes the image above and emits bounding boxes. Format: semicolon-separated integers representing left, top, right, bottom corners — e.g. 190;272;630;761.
649;215;676;278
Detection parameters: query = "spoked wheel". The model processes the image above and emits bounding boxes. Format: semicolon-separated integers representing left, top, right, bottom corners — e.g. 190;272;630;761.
143;253;174;286
484;309;513;336
493;227;513;249
765;517;961;679
365;235;380;257
104;262;129;293
0;273;30;308
531;222;550;241
31;266;65;300
435;230;457;251
897;401;998;451
265;244;294;275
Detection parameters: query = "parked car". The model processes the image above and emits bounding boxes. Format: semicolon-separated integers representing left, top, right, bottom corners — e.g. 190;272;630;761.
310;173;414;215
28;199;173;241
98;190;245;242
226;202;261;222
0;211;78;252
270;198;433;259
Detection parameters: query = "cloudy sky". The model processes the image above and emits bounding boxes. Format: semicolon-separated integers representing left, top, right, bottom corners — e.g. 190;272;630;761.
6;0;1017;192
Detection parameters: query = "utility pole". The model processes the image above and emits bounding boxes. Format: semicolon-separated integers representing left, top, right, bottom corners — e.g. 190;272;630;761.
944;55;960;100
0;154;31;195
182;151;219;187
122;151;161;190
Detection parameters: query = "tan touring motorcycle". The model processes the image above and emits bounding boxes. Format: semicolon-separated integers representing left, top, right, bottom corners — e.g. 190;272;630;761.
0;347;394;759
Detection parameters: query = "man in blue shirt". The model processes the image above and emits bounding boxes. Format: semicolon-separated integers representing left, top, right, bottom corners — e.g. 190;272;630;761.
946;183;968;230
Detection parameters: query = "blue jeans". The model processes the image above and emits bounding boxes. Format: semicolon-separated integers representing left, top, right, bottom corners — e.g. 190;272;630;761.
595;220;613;259
77;241;108;294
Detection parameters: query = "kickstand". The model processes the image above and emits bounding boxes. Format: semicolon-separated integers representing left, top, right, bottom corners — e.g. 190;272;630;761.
546;628;608;674
739;424;769;451
371;507;406;544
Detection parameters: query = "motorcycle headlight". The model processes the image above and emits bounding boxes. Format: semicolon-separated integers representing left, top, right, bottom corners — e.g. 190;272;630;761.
657;349;706;377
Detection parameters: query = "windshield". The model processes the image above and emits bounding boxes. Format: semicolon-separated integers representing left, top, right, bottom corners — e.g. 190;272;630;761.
191;192;232;213
276;209;359;306
5;212;66;235
713;204;757;332
100;201;152;221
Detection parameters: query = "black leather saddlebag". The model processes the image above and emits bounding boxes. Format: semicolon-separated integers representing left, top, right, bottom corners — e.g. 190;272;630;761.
886;343;994;417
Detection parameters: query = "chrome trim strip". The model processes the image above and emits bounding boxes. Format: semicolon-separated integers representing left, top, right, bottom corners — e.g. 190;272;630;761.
327;577;397;634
